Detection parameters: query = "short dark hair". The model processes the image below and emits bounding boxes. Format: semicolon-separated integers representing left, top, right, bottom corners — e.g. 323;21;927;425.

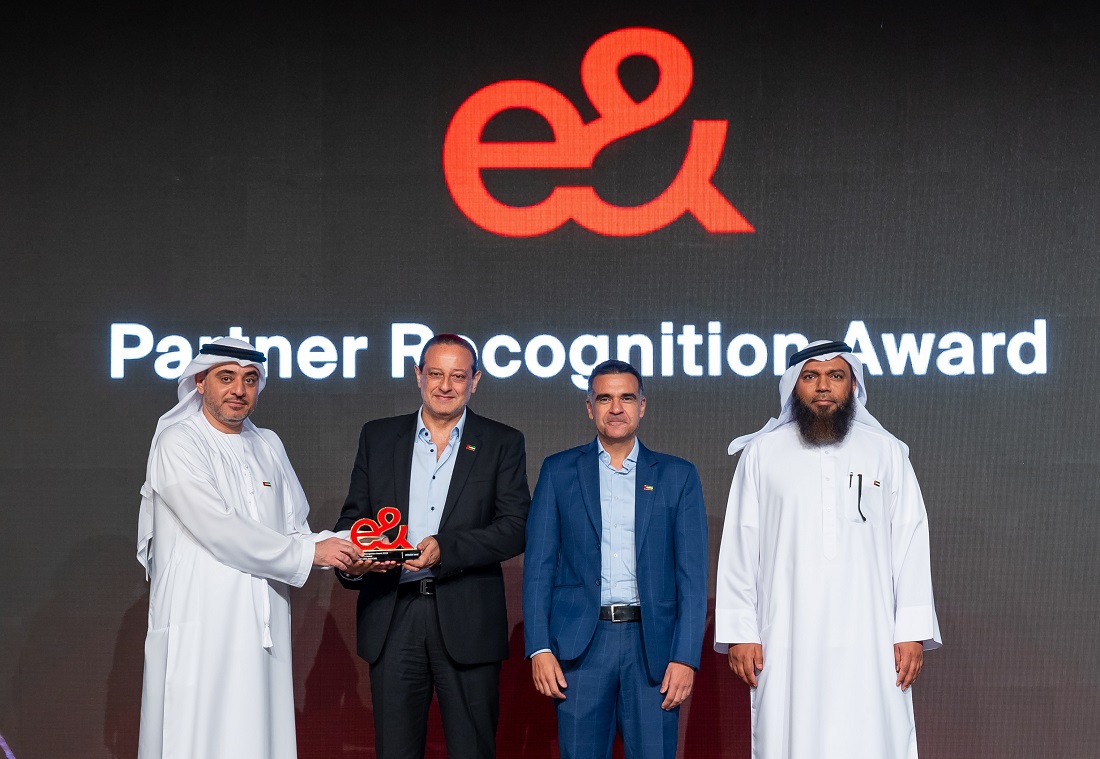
587;359;644;397
418;333;479;374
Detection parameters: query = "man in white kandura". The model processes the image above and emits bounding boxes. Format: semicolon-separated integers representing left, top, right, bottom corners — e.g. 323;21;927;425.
715;340;942;759
136;337;361;759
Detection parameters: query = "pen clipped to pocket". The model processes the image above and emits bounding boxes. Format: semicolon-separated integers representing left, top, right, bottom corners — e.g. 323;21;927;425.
847;472;882;523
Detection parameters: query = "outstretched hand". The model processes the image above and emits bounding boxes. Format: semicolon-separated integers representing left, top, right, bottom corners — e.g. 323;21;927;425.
312;537;361;571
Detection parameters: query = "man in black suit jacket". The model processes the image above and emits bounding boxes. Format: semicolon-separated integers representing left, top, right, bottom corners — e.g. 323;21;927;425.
335;334;531;759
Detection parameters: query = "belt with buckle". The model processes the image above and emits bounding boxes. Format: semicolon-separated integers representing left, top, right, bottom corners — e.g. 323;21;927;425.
398;579;436;596
599;604;641;622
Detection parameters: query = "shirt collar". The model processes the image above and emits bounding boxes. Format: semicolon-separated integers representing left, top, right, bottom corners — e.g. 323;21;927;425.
596;437;640;473
417;406;466;443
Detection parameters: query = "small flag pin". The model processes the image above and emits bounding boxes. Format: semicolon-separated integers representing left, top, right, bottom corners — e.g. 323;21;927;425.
262;481;272;487
465;444;477;451
873;480;881;487
643;485;654;491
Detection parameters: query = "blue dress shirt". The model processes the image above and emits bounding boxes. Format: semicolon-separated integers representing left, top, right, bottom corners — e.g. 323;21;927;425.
402;407;465;583
597;437;640;606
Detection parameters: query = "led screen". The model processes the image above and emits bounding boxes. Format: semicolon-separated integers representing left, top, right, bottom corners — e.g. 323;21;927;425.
1;4;1098;757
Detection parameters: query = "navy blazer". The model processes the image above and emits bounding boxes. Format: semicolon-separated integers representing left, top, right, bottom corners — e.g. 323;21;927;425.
522;438;708;682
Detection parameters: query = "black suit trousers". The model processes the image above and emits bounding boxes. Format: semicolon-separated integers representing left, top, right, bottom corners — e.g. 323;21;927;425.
370;590;501;759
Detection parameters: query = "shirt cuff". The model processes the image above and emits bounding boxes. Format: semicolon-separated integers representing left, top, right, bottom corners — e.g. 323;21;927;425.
895;604;942;650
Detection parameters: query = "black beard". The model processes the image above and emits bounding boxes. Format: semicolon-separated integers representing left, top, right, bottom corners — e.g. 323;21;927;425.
792;391;856;446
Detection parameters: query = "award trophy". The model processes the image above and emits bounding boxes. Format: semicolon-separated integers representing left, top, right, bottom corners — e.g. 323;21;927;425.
350;507;422;562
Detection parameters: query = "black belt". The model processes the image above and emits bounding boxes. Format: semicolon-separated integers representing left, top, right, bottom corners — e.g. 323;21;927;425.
398;579;436;596
599;604;641;622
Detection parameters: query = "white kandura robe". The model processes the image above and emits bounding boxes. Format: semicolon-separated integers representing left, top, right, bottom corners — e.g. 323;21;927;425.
138;411;329;759
715;423;941;759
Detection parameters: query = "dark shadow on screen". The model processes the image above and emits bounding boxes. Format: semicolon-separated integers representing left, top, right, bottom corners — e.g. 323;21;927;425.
296;582;371;758
13;535;147;759
682;609;751;758
497;621;558;758
104;592;148;758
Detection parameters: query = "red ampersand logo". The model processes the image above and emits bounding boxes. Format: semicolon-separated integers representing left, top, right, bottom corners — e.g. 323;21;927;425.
443;27;754;237
350;507;414;552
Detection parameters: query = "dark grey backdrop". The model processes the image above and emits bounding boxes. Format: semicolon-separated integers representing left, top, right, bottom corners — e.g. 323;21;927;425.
2;3;1098;757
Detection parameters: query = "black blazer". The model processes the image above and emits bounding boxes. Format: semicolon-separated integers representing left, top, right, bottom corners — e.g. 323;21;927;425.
335;409;531;665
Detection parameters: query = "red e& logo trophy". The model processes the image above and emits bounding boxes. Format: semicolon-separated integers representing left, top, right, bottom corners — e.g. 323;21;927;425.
350;507;422;562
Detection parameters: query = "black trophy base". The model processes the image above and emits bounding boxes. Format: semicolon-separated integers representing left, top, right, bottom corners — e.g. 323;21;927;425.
364;549;422;562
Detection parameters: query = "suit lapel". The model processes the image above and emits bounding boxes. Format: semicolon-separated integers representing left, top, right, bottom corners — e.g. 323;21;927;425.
576;440;602;538
394;419;415;519
634;442;658;555
439;411;480;531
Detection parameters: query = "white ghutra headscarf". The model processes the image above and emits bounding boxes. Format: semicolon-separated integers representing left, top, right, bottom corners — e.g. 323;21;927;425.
728;339;904;455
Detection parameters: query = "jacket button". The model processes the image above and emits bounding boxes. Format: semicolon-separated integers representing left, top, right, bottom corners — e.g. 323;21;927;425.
595;579;601;586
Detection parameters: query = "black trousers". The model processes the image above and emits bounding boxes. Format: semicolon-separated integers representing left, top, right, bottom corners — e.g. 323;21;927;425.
369;590;501;759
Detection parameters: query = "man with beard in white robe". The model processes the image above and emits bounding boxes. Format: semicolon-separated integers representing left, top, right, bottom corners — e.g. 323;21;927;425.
137;337;361;759
715;340;941;759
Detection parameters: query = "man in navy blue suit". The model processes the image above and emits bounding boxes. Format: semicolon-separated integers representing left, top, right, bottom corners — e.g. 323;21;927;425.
523;360;708;759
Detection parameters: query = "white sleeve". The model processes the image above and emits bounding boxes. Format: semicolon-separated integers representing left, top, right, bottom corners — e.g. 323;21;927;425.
154;427;312;587
890;447;942;650
714;445;762;651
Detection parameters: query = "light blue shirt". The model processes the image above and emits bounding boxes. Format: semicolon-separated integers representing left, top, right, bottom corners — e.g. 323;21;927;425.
403;407;465;583
597;437;640;606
